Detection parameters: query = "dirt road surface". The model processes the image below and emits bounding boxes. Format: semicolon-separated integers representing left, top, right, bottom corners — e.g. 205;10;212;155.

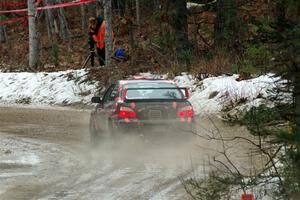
0;106;259;200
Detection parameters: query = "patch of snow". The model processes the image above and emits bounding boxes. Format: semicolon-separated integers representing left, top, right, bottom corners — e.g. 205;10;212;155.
187;2;204;9
0;69;97;106
174;73;197;88
188;74;289;116
0;172;35;178
0;153;40;166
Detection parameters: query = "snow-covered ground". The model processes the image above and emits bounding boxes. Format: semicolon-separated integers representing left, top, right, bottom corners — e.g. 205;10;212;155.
0;69;289;116
0;69;97;106
174;73;289;116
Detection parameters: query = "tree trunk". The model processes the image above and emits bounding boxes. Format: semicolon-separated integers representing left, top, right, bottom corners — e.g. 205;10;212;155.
0;15;6;43
170;0;189;65
127;0;135;51
293;19;300;184
45;0;56;41
135;0;140;28
214;0;239;48
294;66;300;188
28;0;40;69
56;0;70;41
97;0;104;17
0;25;7;43
276;0;286;30
214;0;225;47
153;0;159;9
115;0;125;16
104;0;113;67
80;5;88;32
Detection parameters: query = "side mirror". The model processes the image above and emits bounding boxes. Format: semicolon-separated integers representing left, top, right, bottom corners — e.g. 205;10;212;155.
91;96;102;104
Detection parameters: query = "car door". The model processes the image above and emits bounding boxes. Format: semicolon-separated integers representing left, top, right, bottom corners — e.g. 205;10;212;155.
94;84;116;132
100;84;118;131
102;84;119;127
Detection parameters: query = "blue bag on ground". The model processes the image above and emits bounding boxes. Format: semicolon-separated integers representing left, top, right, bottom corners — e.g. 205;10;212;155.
115;48;126;59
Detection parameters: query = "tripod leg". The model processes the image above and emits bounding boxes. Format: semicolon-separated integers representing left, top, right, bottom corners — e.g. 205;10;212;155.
91;52;95;67
81;54;91;68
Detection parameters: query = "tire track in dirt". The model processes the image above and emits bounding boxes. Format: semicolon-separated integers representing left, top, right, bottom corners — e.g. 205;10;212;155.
0;106;258;200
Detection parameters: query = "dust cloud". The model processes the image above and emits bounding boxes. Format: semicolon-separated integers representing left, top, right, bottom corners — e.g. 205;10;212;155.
0;106;261;200
82;129;199;169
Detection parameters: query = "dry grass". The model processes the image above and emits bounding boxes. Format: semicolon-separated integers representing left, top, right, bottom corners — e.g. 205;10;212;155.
190;54;231;78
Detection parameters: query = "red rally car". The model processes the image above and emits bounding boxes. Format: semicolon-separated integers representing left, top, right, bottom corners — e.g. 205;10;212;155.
89;76;195;141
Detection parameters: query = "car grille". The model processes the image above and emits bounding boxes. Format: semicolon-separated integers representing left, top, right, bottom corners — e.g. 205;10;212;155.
148;110;162;120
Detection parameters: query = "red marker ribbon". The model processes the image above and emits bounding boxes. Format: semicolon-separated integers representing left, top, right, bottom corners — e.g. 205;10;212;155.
0;0;42;7
0;0;96;14
0;16;26;25
0;2;26;7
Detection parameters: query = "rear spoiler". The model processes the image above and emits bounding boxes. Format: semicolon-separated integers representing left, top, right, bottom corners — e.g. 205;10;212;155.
123;87;190;100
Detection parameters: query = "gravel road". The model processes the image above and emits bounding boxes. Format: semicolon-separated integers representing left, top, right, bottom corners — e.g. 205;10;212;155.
0;106;259;200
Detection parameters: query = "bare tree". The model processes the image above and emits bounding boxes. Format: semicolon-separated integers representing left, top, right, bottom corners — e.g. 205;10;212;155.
183;115;287;199
44;0;56;41
0;25;7;43
103;0;113;67
56;0;70;41
170;0;189;67
127;0;135;52
153;0;160;9
96;0;104;17
28;0;40;69
135;0;140;29
214;0;239;48
80;4;88;32
214;0;225;47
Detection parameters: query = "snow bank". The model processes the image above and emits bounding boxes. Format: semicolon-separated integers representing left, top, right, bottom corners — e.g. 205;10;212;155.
174;74;289;116
0;69;97;105
0;70;289;116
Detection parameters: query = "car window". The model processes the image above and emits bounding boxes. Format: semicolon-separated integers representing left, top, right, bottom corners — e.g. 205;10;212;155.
126;88;183;99
108;86;118;101
102;84;116;103
125;82;184;100
127;82;177;89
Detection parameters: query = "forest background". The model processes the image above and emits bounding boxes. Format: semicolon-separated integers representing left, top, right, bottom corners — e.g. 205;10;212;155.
1;0;300;199
0;0;297;78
